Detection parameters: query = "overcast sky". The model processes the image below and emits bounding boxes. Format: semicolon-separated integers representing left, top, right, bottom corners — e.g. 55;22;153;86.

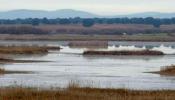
0;0;174;15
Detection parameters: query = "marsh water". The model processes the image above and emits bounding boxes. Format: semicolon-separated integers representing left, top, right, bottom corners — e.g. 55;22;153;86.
0;40;175;90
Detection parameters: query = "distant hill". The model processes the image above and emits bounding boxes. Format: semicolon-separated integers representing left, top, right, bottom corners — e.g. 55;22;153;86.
0;9;175;19
0;9;99;19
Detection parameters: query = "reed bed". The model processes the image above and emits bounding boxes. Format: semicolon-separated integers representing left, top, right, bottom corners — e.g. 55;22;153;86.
153;65;175;76
0;46;61;54
0;85;175;100
83;50;164;55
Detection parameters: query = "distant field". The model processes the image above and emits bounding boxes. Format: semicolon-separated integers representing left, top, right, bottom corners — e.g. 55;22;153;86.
31;24;175;35
0;24;175;41
0;34;175;41
1;24;175;35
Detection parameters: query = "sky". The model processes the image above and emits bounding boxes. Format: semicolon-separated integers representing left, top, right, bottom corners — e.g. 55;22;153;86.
0;0;174;15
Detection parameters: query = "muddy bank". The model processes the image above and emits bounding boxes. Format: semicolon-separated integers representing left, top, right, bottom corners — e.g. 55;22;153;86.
0;58;50;63
0;68;32;74
151;65;175;76
83;50;164;55
68;41;108;48
0;46;61;54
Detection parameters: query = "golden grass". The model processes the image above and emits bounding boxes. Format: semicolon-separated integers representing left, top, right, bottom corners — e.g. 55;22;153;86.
153;65;175;76
0;85;175;100
0;46;60;54
83;50;164;56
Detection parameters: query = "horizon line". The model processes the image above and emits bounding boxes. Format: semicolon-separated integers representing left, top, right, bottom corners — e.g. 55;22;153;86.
0;9;175;16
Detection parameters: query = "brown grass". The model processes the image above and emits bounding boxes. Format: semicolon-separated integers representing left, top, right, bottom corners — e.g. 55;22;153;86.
0;34;175;42
0;85;175;100
152;65;175;76
0;46;61;54
83;50;164;56
68;41;108;48
0;67;5;74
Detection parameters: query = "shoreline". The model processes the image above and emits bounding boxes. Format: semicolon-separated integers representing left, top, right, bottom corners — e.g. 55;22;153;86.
0;46;61;55
149;65;175;76
0;68;32;74
0;34;175;42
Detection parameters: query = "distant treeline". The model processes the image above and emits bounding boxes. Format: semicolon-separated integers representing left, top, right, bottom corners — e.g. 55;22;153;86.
1;17;175;27
1;17;175;35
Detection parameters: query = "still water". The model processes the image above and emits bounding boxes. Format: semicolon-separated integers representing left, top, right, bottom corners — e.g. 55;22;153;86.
0;40;175;90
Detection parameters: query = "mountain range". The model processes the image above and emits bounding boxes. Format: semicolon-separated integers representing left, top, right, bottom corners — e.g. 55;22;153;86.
0;9;175;19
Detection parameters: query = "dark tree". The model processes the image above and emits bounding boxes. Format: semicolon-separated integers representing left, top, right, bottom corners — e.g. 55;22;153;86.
153;21;161;28
0;17;175;28
32;18;40;26
59;19;71;24
82;19;95;27
42;17;50;24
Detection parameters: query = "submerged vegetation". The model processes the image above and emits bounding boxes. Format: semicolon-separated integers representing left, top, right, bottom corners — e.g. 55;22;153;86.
83;50;164;55
0;85;175;100
152;65;175;76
